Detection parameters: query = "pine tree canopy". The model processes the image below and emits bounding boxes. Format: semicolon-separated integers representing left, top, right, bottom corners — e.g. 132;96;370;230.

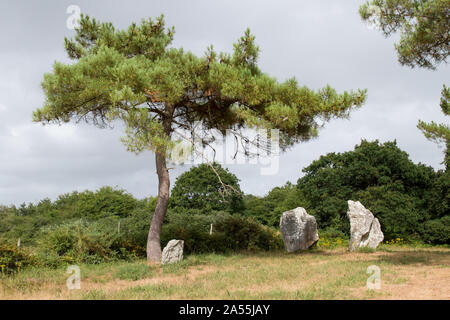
417;85;450;169
360;0;449;69
33;14;367;157
360;1;449;168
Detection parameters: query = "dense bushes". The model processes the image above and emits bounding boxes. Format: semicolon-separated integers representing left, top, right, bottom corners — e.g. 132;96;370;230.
425;170;450;219
242;183;307;227
238;140;449;244
293;140;448;242
161;212;282;254
161;212;218;253
0;139;448;271
53;186;139;219
0;239;35;276
420;216;450;244
169;163;244;214
354;185;424;240
16;209;281;267
295;140;438;240
213;215;283;251
149;211;283;255
0;187;156;247
36;219;131;265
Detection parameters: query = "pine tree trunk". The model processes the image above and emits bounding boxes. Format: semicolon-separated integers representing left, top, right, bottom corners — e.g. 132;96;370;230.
146;105;174;263
147;151;170;262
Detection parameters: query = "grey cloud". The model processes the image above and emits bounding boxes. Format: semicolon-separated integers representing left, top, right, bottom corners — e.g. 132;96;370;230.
0;0;448;206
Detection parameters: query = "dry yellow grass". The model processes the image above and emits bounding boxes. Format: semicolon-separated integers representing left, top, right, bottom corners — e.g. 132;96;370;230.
1;246;449;300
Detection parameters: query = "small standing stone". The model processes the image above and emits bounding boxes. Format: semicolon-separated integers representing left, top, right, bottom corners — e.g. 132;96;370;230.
280;207;319;252
161;239;184;264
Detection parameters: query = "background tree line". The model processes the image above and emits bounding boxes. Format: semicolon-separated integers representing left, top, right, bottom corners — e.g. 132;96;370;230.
2;0;448;270
1;139;448;272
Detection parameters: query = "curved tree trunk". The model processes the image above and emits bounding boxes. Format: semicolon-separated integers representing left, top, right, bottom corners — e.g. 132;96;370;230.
147;106;174;263
147;151;170;262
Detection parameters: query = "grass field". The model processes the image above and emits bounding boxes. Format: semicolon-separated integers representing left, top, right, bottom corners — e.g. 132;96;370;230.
1;246;449;300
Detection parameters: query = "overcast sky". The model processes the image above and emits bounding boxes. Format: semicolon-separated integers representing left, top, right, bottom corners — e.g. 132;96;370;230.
0;0;448;206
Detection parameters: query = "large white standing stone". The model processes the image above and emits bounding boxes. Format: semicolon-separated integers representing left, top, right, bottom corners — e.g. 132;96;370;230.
280;207;319;252
347;200;384;251
161;239;184;264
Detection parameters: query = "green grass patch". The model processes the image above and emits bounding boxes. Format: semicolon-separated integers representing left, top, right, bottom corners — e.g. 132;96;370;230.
113;263;154;281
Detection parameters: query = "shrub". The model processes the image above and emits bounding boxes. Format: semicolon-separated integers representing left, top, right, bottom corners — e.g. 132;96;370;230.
382;237;406;246
115;207;154;257
420;216;450;245
161;212;223;254
213;214;283;251
36;220;121;265
0;239;35;276
160;212;283;254
356;186;424;241
242;183;307;228
297;140;436;237
316;228;348;249
169;163;245;214
54;186;139;219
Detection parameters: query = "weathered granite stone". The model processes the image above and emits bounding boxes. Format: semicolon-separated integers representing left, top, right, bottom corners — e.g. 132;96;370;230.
280;207;319;252
347;200;384;251
161;239;184;264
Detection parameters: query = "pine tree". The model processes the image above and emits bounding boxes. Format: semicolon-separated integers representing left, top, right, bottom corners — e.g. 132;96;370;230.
418;85;450;169
360;0;449;69
360;0;449;168
33;14;366;262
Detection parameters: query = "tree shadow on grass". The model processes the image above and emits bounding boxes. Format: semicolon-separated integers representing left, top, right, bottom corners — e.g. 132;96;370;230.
376;250;450;267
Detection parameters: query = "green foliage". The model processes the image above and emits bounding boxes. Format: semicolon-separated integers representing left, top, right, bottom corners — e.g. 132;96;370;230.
213;214;283;251
114;263;154;280
32;13;367;260
426;170;450;219
33;14;366;157
360;0;449;69
314;228;348;249
36;220;121;265
417;85;450;169
161;213;222;254
54;186;139;219
169;163;244;214
296;140;439;240
35;211;158;266
420;216;450;244
360;2;449;168
0;187;147;247
161;212;282;254
1;140;448;269
355;185;424;240
0;239;35;276
242;182;307;227
115;207;154;256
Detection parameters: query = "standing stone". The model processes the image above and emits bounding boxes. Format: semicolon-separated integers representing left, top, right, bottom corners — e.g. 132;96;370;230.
280;207;319;252
161;239;184;264
347;200;384;251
